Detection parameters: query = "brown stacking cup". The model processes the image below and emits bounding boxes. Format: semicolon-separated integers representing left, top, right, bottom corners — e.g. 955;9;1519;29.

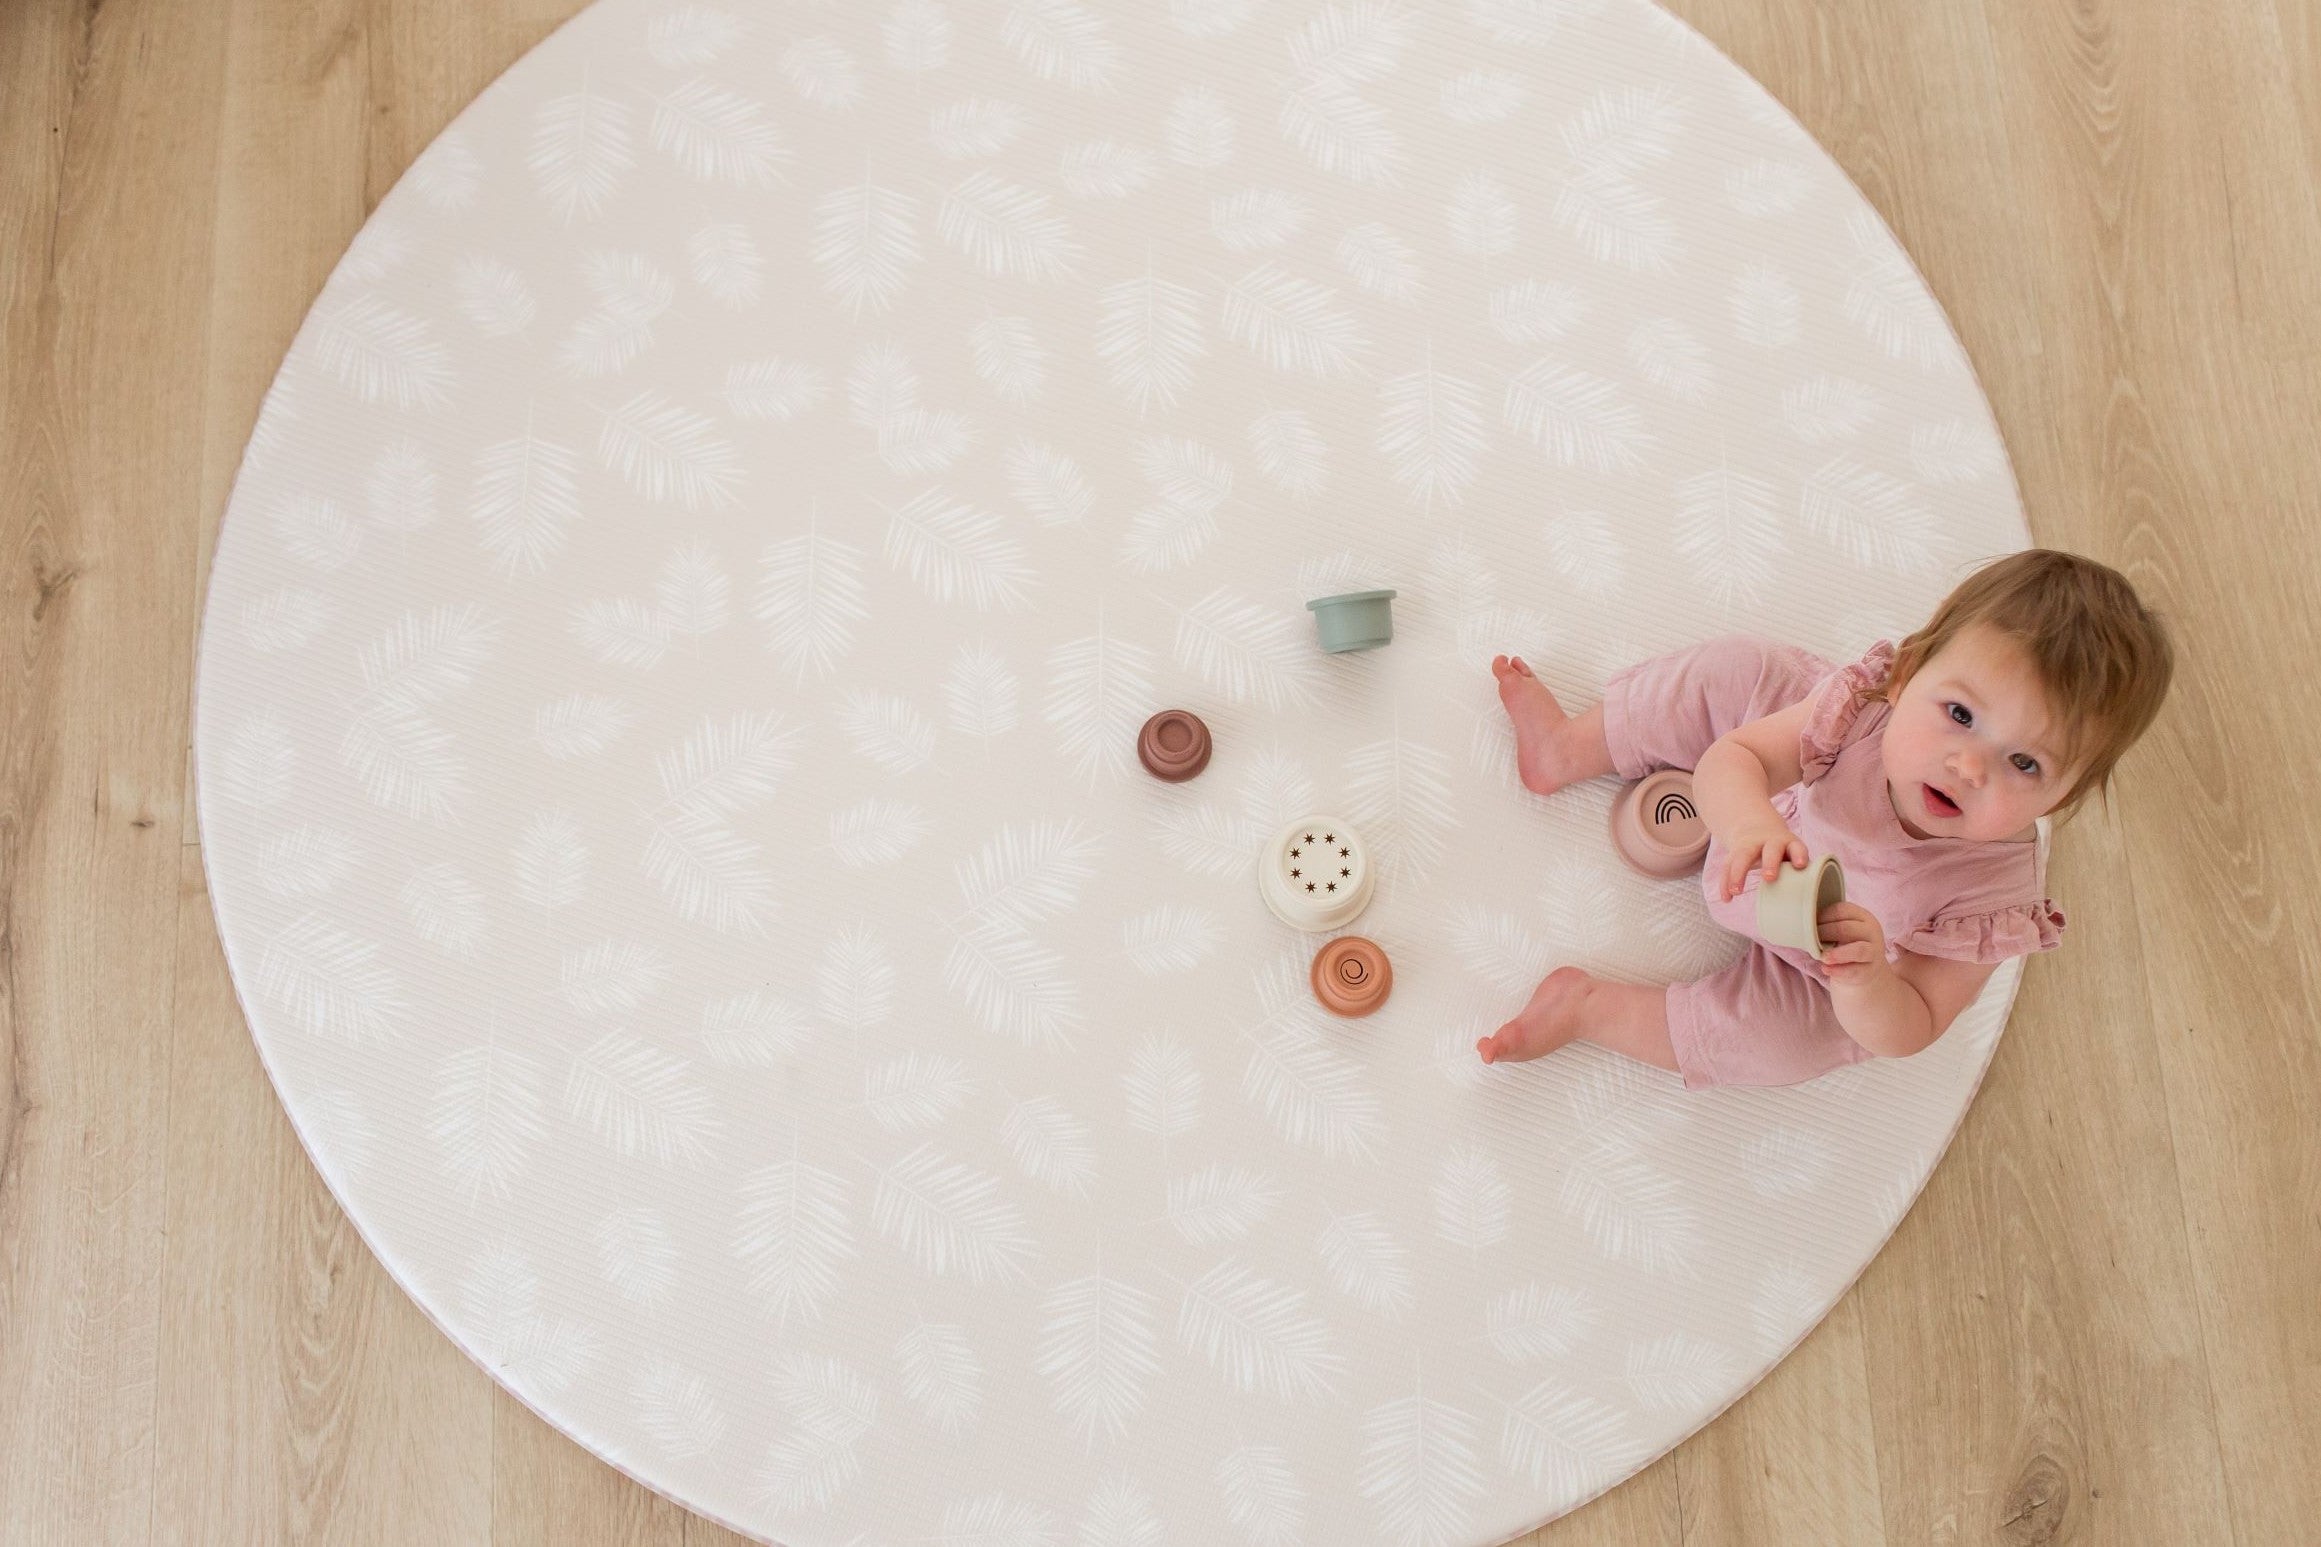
1311;936;1392;1017
1137;710;1212;781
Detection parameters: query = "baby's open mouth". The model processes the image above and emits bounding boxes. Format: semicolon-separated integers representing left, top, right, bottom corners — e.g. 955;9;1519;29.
1922;783;1962;818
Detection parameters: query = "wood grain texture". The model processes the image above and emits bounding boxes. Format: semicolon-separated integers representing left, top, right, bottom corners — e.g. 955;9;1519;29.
4;0;2317;1543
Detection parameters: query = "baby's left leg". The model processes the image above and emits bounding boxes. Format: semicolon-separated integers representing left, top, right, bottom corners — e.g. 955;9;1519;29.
1476;968;1678;1073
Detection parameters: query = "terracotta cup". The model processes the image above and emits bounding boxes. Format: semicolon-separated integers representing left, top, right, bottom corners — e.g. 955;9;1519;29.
1754;853;1847;960
1311;936;1392;1016
1137;710;1212;781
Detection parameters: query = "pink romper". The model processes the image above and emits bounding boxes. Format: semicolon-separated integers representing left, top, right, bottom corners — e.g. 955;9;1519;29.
1600;636;2066;1089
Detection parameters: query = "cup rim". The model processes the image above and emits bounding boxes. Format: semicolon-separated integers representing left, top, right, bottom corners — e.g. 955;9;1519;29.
1305;589;1397;611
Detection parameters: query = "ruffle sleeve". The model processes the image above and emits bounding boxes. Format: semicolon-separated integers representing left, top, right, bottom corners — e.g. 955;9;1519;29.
1897;899;2067;965
1798;639;1897;786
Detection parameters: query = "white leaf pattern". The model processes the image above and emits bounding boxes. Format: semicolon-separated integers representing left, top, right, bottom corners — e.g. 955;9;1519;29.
1358;1385;1485;1547
563;1031;720;1166
1222;262;1367;378
1043;621;1157;781
1176;1259;1343;1400
1036;1271;1159;1446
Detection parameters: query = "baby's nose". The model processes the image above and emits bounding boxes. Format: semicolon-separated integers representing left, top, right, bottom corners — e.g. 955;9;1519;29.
1952;750;1986;785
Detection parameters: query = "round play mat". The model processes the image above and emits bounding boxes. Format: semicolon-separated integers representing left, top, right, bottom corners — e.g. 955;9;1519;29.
194;1;2034;1541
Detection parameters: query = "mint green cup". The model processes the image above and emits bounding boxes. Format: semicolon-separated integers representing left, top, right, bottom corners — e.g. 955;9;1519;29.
1305;589;1397;653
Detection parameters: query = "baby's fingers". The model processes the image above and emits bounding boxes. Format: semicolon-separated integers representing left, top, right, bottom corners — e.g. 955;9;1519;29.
1786;836;1809;871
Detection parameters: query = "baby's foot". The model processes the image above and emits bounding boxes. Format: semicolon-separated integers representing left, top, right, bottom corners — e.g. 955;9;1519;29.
1492;655;1580;796
1476;966;1596;1064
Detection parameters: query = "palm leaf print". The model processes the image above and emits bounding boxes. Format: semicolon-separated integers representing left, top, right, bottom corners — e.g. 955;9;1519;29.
1316;1210;1414;1317
969;315;1047;404
861;1052;972;1131
558;938;670;1013
1217;1445;1306;1546
1002;0;1121;91
938;171;1083;280
755;522;869;683
1799;456;1938;571
885;0;952;72
1095;270;1205;414
471;428;580;576
427;1041;545;1204
1221;262;1367;378
1004;440;1094;525
700;991;814;1068
930;98;1024;159
1059;140;1158;198
1378;361;1487;509
894;1319;983;1436
723;358;826;421
811;180;920;317
1176;1259;1344;1400
882;490;1035;611
528;88;635;222
597;389;742;509
1165;1163;1283;1246
312;292;453;410
954;818;1100;926
1239;956;1382;1159
1358;1385;1486;1546
562;1031;721;1166
1122;1035;1203;1154
1337;221;1424;303
757;1353;878;1512
941;917;1083;1048
781;38;862;109
1249;408;1329;499
1166;86;1236;167
1035;1271;1160;1447
1042;620;1158;781
447;259;533;336
734;1147;858;1329
1499;1377;1639;1502
641;809;775;935
944;640;1020;741
1121;906;1223;975
870;1142;1039;1284
1211;188;1311;251
1503;359;1652;472
829;797;934;869
1487;1282;1600;1361
1002;1096;1098;1197
1172;587;1321;709
1279;72;1401;185
635;1359;729;1459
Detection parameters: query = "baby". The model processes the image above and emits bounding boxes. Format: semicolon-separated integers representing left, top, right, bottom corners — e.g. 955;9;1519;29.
1476;549;2174;1088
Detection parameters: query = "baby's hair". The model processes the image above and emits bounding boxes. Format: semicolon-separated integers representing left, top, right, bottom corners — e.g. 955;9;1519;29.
1860;549;2174;822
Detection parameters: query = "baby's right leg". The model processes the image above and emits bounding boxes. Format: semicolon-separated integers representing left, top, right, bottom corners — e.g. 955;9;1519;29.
1492;655;1615;796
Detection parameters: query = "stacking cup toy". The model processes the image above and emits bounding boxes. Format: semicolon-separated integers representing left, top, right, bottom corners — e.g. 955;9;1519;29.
1754;853;1847;961
1304;590;1397;653
1609;769;1710;878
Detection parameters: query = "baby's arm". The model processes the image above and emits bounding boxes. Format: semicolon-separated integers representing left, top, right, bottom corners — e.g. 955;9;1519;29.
1691;696;1816;900
1828;950;1996;1057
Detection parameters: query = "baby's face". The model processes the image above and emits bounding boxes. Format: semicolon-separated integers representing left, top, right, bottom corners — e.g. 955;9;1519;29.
1880;624;2075;842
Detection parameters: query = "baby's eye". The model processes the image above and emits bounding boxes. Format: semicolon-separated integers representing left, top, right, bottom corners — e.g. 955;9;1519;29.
1946;702;1973;727
2010;753;2040;775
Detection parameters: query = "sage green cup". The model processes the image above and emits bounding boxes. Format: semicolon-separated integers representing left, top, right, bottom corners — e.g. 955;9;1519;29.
1305;589;1397;652
1754;853;1847;960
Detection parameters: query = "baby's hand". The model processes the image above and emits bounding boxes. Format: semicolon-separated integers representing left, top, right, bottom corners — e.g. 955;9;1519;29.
1718;819;1808;902
1817;901;1889;983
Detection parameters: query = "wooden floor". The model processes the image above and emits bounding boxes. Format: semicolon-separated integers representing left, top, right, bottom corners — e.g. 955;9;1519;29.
4;0;2317;1541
